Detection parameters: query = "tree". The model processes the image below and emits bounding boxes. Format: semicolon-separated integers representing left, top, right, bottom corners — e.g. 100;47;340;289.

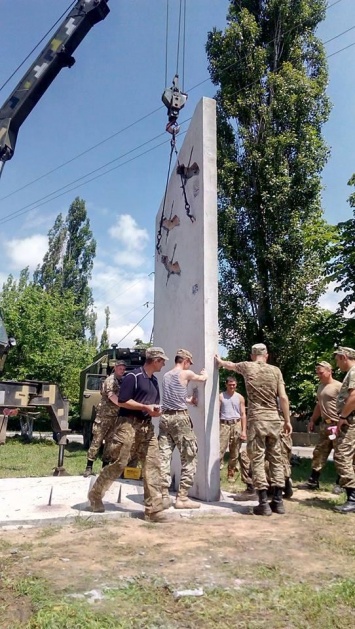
99;306;110;351
34;197;96;336
0;272;95;405
328;174;355;315
206;0;335;384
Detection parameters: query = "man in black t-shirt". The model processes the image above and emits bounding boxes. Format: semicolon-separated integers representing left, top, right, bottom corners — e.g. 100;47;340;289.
88;346;169;522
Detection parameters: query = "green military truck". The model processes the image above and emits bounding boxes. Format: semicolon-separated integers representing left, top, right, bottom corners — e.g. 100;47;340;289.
79;344;146;449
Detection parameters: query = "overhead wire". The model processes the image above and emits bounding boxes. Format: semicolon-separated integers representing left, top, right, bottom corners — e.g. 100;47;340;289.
0;1;76;94
114;307;154;346
0;0;349;206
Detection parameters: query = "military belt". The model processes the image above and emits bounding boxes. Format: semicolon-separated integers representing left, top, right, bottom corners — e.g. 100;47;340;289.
323;418;337;425
162;409;188;415
220;419;240;425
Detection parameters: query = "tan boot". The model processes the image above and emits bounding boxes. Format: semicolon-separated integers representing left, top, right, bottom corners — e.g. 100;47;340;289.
144;510;170;523
175;492;201;509
162;492;173;510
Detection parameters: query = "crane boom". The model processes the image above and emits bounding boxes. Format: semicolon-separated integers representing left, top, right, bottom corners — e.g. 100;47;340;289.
0;0;110;167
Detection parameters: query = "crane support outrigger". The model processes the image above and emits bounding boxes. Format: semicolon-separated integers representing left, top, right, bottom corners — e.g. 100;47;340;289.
0;0;110;176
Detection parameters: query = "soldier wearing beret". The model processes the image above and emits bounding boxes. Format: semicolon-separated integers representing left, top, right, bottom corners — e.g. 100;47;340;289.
333;347;355;513
88;347;169;522
215;343;292;516
83;360;126;477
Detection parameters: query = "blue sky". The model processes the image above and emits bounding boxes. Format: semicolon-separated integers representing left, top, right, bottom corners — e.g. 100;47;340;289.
0;0;354;344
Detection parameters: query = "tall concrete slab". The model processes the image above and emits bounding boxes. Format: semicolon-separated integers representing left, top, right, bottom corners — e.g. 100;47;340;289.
154;97;219;502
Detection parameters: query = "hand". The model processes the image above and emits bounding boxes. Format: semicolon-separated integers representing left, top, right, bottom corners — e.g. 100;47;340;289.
283;419;292;435
145;404;161;417
200;368;207;377
3;408;19;417
186;396;198;406
215;354;223;368
240;432;247;441
308;420;314;433
337;418;350;434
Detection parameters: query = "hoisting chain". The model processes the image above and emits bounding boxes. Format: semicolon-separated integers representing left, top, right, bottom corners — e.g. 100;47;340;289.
177;158;195;222
156;131;178;254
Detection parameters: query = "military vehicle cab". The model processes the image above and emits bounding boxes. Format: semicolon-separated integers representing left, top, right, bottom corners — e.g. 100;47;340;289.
79;344;146;449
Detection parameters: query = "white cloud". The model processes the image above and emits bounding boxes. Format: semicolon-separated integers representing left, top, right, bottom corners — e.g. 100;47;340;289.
91;262;154;346
318;282;343;312
108;214;149;268
4;234;48;270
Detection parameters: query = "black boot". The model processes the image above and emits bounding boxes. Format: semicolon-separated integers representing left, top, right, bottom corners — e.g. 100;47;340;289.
297;469;320;490
284;477;293;499
270;487;286;514
334;488;355;513
253;489;272;516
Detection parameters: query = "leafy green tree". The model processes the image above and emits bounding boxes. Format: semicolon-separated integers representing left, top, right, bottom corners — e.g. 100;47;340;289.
206;0;335;384
0;272;95;404
34;197;96;336
328;174;355;315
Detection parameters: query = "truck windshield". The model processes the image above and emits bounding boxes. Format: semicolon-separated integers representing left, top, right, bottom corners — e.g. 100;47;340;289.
86;375;105;391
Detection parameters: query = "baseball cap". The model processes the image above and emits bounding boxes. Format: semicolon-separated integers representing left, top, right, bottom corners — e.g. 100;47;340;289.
316;361;332;370
251;343;268;355
176;349;193;364
333;347;355;359
115;360;126;366
145;346;169;360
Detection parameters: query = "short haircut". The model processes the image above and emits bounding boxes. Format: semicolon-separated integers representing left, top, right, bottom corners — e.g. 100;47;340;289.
175;356;184;364
226;377;237;384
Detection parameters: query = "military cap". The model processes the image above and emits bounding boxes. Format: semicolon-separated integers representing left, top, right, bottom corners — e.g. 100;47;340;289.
115;360;126;366
145;346;169;360
316;361;332;370
176;348;194;364
333;347;355;359
251;343;268;355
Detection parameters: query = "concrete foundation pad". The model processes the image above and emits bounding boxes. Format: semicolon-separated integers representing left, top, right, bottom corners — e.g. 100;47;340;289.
0;475;254;529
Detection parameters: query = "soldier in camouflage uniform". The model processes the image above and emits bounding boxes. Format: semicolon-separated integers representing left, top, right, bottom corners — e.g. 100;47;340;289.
219;377;247;482
159;349;208;509
297;361;342;491
88;347;169;523
215;343;292;516
333;347;355;513
83;360;126;477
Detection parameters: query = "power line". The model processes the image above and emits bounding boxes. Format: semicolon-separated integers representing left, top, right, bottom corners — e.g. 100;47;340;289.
0;1;76;94
115;307;154;346
0;0;348;205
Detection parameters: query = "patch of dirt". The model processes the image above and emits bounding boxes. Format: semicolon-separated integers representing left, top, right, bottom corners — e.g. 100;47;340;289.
0;583;33;628
1;494;354;599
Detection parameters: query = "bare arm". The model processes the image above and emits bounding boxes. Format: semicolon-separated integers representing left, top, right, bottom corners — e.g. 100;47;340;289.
308;402;321;432
184;368;208;383
239;394;247;439
215;355;237;371
108;392;121;407
277;381;292;433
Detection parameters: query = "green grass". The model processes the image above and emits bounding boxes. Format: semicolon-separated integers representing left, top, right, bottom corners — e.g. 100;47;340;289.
2;573;355;629
0;437;87;477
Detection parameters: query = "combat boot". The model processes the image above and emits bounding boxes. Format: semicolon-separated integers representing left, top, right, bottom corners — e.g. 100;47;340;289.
332;475;345;495
175;490;201;509
83;465;95;478
162;491;173;510
233;484;257;501
87;492;105;513
270;487;286;514
227;469;235;483
297;469;320;490
144;510;171;523
253;489;272;516
334;488;355;513
87;474;114;513
284;477;293;499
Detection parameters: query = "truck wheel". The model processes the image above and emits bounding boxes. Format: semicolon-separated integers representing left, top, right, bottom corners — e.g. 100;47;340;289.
82;420;93;450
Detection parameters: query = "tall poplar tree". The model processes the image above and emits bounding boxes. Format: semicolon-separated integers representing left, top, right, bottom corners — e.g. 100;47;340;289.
206;0;335;379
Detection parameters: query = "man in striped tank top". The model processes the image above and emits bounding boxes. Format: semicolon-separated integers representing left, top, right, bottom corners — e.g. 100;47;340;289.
159;349;208;509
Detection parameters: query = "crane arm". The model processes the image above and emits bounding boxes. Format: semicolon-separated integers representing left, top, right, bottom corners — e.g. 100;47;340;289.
0;0;110;165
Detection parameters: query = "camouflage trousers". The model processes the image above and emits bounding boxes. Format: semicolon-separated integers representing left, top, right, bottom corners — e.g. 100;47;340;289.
334;422;355;489
87;412;118;462
159;410;198;493
220;420;242;473
89;416;163;515
238;450;254;486
312;422;336;472
247;419;284;490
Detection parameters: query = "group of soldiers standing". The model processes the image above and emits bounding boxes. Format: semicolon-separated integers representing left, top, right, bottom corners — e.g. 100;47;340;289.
84;342;355;520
